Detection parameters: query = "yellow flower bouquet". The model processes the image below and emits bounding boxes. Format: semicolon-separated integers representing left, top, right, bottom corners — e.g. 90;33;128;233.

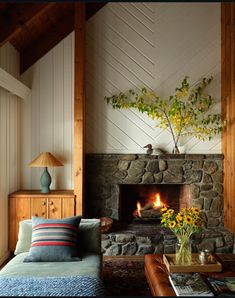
161;207;206;265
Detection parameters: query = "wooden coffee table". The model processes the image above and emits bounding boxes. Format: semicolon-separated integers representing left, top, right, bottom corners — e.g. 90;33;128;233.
144;254;235;296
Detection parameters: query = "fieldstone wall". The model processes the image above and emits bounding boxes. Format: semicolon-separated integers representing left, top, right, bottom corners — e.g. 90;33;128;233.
101;227;234;255
86;154;224;227
86;153;234;255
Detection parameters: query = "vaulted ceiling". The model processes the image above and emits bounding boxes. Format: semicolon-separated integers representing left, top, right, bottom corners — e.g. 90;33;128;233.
0;2;106;73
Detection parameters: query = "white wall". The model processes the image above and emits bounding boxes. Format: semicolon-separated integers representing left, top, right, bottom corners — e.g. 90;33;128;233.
0;43;20;265
85;2;221;154
21;33;74;190
20;3;221;190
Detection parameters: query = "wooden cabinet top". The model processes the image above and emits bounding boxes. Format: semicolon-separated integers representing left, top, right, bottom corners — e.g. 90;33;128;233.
9;190;74;198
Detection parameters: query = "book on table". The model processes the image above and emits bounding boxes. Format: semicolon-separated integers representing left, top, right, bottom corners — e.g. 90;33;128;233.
207;276;235;297
169;272;214;296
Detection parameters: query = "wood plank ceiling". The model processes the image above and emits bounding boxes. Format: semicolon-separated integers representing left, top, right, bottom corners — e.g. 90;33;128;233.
0;2;106;73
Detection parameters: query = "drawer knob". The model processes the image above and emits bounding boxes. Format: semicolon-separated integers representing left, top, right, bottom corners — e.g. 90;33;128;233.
35;213;38;216
50;201;53;205
42;201;46;206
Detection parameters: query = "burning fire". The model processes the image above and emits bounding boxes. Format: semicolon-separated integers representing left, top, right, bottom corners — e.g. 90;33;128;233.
137;201;142;217
134;193;165;218
153;193;161;209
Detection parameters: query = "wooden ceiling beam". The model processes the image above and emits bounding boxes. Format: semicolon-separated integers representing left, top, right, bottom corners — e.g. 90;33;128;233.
0;67;31;100
20;8;74;74
19;3;107;73
0;3;56;48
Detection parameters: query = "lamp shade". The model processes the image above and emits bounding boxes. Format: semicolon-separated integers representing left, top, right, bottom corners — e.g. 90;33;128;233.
29;152;63;167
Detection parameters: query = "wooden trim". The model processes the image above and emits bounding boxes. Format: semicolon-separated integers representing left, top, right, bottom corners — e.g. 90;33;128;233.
0;3;55;48
74;3;85;216
9;190;74;198
20;5;74;74
221;3;235;233
0;67;31;99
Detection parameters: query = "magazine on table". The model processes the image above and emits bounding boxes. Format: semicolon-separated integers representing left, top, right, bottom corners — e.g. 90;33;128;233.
207;276;235;297
169;272;214;296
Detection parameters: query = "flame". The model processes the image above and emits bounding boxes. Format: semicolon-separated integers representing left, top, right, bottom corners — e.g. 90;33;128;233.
153;193;161;209
137;201;142;217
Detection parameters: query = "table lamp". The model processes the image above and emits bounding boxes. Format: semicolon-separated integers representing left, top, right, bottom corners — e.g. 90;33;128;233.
29;152;63;193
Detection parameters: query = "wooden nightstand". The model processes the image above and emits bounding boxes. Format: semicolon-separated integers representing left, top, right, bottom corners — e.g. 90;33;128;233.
8;190;75;251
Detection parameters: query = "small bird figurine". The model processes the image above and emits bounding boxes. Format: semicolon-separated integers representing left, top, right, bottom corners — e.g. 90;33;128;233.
144;144;167;155
144;144;153;155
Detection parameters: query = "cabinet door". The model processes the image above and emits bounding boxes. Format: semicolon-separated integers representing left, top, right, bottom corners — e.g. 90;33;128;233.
30;198;47;218
62;198;75;217
48;198;62;219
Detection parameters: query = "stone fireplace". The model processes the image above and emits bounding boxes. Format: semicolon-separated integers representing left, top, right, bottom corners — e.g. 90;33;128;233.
86;154;233;255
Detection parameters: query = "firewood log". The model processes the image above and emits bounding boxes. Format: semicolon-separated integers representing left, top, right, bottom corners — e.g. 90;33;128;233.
140;209;161;218
142;203;154;210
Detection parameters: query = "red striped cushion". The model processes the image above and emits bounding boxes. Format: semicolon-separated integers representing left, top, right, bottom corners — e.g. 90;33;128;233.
24;216;81;262
31;223;79;247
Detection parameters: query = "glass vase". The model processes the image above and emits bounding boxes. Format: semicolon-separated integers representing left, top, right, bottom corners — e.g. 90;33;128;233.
175;237;192;265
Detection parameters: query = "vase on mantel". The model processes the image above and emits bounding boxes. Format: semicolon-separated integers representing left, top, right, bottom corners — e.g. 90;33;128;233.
172;144;186;154
175;237;192;265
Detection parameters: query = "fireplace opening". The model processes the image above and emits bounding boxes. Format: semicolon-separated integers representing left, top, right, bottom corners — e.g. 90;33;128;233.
119;184;191;224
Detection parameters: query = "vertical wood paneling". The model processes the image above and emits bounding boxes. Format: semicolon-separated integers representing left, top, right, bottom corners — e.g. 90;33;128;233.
221;3;235;233
0;43;20;265
64;34;73;190
53;41;64;189
85;3;221;154
20;32;74;190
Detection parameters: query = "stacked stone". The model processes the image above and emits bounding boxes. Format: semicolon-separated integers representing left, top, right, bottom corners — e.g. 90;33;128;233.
101;228;234;256
86;154;224;227
85;153;232;256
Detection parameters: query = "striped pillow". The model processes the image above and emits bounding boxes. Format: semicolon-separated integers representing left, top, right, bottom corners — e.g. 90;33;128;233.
24;216;81;262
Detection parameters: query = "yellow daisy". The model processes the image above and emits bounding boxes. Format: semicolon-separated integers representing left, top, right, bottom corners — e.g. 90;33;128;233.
184;216;192;224
176;214;183;222
167;209;174;216
168;221;176;228
177;222;183;228
161;206;168;212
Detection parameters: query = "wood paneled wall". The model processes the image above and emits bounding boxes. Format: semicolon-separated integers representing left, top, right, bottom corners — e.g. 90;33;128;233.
85;3;221;154
221;3;235;233
20;33;74;190
0;43;20;265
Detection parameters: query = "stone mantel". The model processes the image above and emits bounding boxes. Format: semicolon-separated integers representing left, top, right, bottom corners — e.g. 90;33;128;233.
86;153;224;160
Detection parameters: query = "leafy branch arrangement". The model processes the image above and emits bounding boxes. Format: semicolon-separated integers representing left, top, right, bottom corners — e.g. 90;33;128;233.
105;76;225;153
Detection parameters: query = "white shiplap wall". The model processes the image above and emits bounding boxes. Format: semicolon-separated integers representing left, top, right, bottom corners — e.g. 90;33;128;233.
85;2;221;154
0;43;20;265
20;33;74;190
20;3;221;190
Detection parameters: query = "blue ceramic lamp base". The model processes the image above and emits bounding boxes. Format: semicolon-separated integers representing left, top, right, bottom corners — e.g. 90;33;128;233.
40;167;52;194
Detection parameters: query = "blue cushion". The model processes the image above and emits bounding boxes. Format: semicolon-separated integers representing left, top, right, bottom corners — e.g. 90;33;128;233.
24;216;81;262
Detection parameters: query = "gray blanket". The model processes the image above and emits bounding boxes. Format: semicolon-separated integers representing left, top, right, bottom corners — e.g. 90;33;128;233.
0;276;105;296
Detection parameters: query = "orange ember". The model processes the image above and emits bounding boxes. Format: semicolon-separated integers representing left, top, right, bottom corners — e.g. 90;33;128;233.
153;193;161;209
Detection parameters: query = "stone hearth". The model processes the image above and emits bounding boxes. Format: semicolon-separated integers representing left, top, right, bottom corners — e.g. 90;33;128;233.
86;154;233;255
